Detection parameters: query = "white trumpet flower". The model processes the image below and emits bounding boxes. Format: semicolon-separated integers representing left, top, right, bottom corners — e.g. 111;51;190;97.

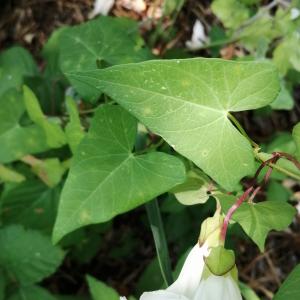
121;243;242;300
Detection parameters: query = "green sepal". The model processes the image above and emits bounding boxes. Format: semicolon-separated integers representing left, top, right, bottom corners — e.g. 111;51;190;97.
199;210;224;248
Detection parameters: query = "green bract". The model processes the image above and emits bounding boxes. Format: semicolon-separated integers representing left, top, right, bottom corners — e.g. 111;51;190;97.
69;58;280;190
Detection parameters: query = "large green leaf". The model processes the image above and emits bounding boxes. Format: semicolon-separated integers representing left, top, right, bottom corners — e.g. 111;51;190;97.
7;285;56;300
218;194;296;251
69;58;280;190
1;180;60;233
0;225;64;285
86;275;119;300
53;105;185;242
0;47;37;96
60;16;152;101
274;264;300;300
0;89;49;163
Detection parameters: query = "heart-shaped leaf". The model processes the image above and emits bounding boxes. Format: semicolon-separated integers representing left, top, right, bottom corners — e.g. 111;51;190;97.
53;105;186;242
69;58;280;190
218;194;296;251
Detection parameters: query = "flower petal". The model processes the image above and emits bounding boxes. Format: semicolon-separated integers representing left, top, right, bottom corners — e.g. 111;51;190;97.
167;243;209;299
141;290;190;300
193;274;242;300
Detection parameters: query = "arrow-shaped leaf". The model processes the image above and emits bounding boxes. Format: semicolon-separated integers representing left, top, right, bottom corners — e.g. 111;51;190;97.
53;105;185;242
68;58;280;190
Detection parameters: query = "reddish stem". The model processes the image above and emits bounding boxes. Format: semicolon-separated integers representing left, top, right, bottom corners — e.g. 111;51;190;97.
221;186;254;242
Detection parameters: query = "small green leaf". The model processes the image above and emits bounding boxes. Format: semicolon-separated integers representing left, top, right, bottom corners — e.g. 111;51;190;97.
65;97;85;153
0;89;49;163
0;165;25;183
7;285;56;300
1;180;60;233
60;16;152;101
53;105;186;242
274;264;300;300
69;58;280;190
0;47;38;96
0;225;64;285
32;158;66;187
218;194;296;251
23;85;66;148
293;123;300;161
86;275;119;300
205;246;235;276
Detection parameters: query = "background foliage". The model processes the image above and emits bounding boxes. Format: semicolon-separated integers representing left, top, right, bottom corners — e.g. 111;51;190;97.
0;0;300;299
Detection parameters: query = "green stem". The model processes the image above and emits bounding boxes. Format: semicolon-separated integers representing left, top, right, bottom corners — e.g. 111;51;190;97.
146;199;173;287
227;112;259;148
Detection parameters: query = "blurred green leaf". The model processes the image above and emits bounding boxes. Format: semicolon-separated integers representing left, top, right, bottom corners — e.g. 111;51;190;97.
274;264;300;300
239;282;260;300
7;285;57;300
0;270;5;300
1;180;60;233
0;165;25;183
267;180;292;202
273;33;300;75
0;47;37;96
65;97;85;153
0;225;64;285
270;81;294;110
212;0;249;29
0;89;49;163
293;123;300;161
23;85;66;148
